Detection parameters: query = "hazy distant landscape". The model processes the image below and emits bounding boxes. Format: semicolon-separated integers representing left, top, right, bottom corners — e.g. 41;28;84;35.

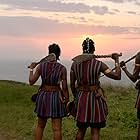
0;59;135;87
0;60;29;84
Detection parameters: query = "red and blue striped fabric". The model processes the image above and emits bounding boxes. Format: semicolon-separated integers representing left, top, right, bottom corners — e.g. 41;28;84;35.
71;58;108;123
35;61;67;118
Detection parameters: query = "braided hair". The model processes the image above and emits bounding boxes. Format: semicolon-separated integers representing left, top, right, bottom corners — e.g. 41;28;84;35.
82;37;95;53
48;43;61;60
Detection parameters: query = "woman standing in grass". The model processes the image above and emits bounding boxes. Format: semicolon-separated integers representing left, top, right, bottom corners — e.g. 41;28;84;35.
70;37;121;140
28;44;69;140
121;52;140;140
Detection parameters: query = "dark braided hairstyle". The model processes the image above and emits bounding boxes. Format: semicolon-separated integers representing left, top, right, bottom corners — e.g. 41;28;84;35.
48;43;61;60
82;37;95;53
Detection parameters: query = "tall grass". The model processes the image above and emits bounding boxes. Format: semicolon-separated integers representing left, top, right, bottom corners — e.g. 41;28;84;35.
0;80;138;140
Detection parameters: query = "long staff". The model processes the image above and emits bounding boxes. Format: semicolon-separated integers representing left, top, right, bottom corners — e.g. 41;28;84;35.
112;53;137;71
100;53;137;78
123;54;137;64
28;53;122;68
28;54;54;68
95;53;122;58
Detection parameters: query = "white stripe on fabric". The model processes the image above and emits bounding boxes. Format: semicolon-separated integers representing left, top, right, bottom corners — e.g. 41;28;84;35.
93;96;95;122
97;99;101;122
50;93;53;116
90;93;93;123
84;92;90;122
93;61;98;84
90;59;94;84
100;98;105;121
87;63;90;84
77;64;81;84
96;61;101;80
76;92;82;121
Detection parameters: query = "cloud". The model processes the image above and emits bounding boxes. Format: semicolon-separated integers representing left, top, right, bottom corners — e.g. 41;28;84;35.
0;16;64;37
102;0;140;6
102;0;136;3
135;2;140;5
102;0;124;3
91;5;109;15
122;37;140;40
0;0;111;15
112;9;120;12
127;11;137;14
0;16;140;38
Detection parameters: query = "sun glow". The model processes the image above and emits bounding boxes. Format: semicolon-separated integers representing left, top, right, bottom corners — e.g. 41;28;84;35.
80;34;94;41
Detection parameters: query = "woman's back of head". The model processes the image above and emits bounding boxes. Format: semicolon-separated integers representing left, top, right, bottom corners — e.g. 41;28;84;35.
82;37;95;54
48;43;61;60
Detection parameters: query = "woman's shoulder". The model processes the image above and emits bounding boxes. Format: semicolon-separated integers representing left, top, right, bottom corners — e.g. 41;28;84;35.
56;62;66;69
92;58;102;64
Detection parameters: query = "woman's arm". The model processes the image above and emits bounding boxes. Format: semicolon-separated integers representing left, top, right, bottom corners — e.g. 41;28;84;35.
121;54;140;82
100;53;121;80
28;62;41;85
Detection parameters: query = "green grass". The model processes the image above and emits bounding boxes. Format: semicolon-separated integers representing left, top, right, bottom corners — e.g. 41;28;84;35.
0;80;139;140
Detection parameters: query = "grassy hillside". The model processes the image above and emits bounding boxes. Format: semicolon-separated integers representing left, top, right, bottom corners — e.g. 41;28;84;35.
0;80;138;140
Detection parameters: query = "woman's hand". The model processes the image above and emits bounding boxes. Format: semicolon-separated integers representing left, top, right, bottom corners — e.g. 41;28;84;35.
120;61;127;70
28;62;38;69
111;53;120;61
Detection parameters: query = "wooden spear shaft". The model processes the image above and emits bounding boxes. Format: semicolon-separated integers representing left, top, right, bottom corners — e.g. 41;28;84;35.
112;54;137;71
28;53;122;68
95;53;122;58
124;54;137;64
100;53;137;77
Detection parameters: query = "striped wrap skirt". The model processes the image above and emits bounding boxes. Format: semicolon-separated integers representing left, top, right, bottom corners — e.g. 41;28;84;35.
75;91;108;125
34;90;67;118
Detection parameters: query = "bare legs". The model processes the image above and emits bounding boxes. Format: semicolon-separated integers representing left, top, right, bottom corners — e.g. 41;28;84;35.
35;117;62;140
35;118;47;140
75;127;100;140
75;128;87;140
91;128;100;140
52;118;62;140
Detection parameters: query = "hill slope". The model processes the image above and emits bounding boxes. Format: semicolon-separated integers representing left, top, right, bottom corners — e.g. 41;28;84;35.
0;80;138;140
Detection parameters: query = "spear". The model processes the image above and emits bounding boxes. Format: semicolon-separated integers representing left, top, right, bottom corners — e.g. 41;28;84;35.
27;53;56;68
100;53;137;77
122;54;137;64
113;53;137;71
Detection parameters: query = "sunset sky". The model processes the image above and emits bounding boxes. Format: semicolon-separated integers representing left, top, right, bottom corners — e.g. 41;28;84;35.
0;0;140;62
